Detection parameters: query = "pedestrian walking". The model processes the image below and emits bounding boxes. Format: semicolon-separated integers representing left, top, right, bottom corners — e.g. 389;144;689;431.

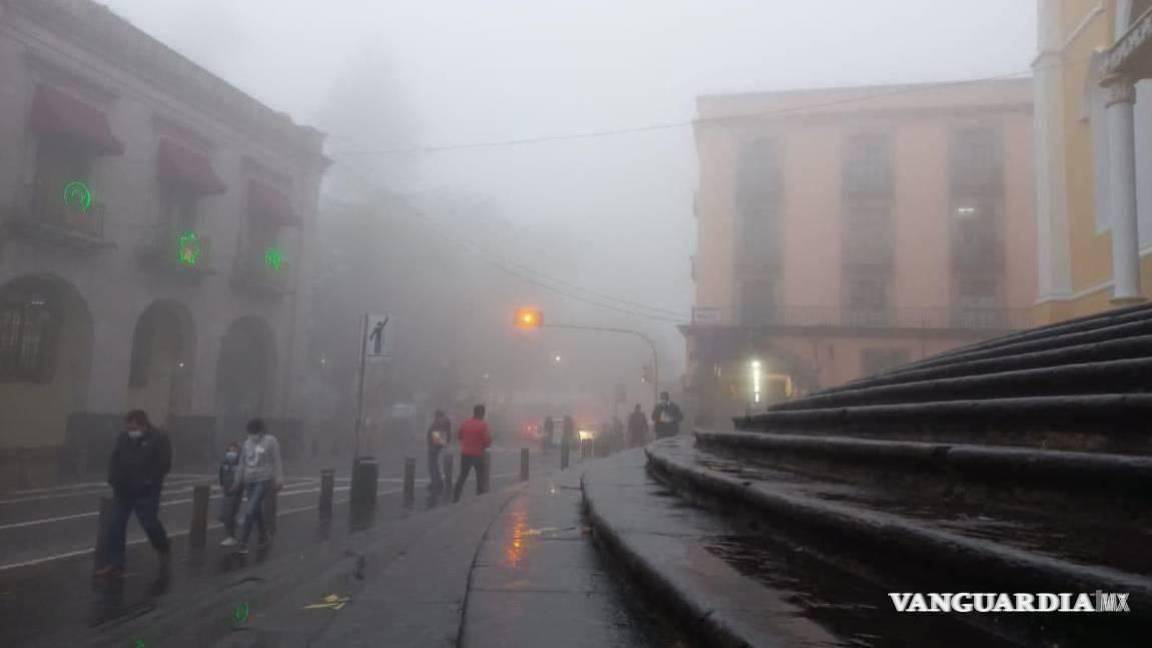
217;442;242;546
427;410;451;494
651;392;684;439
95;410;171;578
232;418;283;554
453;404;492;503
542;416;555;452
628;404;649;448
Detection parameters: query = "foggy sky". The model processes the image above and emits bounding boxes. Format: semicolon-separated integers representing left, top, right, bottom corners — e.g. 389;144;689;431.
98;0;1036;377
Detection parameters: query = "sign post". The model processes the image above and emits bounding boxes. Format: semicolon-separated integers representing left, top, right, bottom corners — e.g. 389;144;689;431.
354;314;390;459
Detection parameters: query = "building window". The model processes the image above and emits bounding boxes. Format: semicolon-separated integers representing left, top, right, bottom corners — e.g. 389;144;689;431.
861;348;909;376
740;279;777;326
0;295;56;383
736;139;782;263
844;278;889;326
160;187;199;233
950;127;1002;192
33;138;94;224
128;314;153;388
843;133;891;196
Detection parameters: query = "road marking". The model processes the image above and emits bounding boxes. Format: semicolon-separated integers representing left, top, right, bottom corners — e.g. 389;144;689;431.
0;477;314;506
0;491;403;572
0;485;352;532
0;471;521;572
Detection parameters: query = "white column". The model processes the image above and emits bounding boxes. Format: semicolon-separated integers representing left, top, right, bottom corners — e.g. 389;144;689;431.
1033;0;1073;299
1104;75;1145;302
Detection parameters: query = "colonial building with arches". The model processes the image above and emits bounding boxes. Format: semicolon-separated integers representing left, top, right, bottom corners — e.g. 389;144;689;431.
0;0;327;487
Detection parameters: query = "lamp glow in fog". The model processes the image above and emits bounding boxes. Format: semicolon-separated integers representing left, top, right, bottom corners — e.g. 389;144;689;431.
751;359;762;404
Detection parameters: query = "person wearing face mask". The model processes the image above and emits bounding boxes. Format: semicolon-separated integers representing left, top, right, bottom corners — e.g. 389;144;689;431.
217;442;243;546
231;418;283;554
651;392;684;439
96;410;172;578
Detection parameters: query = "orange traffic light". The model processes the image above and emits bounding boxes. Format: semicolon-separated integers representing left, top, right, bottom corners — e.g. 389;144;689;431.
515;307;542;329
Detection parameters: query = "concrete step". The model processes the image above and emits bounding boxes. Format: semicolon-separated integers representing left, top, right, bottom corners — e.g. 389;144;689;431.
818;335;1152;398
695;429;1152;500
582;450;1017;647
906;302;1152;368
739;394;1152;453
771;357;1152;412
643;437;1151;644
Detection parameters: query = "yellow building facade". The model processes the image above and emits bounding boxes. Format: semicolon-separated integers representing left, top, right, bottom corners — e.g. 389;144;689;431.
1034;0;1152;323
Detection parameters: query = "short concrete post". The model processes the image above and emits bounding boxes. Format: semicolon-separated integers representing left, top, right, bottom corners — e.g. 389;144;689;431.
403;457;416;507
319;469;334;519
189;484;210;549
520;447;530;481
93;496;113;569
560;435;570;469
477;451;490;495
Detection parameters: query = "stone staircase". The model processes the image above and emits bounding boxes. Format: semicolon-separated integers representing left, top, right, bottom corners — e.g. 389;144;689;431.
583;304;1152;647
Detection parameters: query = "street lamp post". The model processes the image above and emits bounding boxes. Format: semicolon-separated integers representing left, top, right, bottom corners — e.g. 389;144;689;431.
514;307;660;407
541;323;659;408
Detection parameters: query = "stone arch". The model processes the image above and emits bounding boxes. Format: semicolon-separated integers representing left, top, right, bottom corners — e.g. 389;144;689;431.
0;273;94;451
215;316;277;436
125;299;196;425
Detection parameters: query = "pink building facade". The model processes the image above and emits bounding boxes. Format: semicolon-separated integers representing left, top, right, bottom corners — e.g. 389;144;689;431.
684;79;1036;423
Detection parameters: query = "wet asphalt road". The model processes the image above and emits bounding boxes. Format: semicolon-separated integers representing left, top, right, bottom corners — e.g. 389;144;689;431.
0;449;535;646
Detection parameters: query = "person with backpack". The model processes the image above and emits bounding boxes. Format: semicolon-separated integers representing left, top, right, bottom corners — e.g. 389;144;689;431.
231;418;283;554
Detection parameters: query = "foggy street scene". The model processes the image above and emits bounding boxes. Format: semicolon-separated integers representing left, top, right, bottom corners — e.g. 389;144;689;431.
2;0;1152;646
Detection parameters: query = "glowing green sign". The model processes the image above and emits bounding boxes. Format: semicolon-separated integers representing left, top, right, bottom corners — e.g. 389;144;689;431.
264;247;284;271
63;181;92;213
233;602;250;624
176;231;202;266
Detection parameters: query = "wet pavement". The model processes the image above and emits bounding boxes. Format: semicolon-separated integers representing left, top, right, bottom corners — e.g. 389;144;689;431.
0;450;532;647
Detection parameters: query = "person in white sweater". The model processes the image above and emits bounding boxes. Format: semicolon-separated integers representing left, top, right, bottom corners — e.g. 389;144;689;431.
229;418;283;553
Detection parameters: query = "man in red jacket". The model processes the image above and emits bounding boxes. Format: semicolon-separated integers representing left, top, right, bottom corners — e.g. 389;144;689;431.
453;404;492;503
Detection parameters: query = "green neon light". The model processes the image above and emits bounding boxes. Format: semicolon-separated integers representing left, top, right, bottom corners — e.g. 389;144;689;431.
264;247;284;271
63;181;92;213
176;231;201;266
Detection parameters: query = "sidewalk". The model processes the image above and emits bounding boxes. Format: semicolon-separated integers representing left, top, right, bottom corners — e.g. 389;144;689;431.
206;464;687;647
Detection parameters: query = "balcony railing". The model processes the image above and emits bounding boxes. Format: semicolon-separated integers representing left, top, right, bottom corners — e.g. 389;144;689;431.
8;182;110;249
135;226;215;278
231;248;291;298
689;305;1030;331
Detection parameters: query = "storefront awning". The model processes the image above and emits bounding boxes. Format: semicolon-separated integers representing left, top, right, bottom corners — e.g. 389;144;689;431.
157;138;227;195
247;180;300;226
29;85;124;156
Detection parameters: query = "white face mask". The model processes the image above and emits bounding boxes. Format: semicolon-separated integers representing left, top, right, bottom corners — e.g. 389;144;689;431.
225;451;238;461
127;429;142;439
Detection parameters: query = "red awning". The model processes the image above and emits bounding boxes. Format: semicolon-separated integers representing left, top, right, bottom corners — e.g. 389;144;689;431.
29;85;125;156
157;139;227;195
247;180;300;226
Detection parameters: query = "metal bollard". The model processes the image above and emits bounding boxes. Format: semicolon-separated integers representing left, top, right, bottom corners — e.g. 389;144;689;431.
93;496;113;569
560;435;570;469
403;457;416;507
443;454;454;492
477;451;490;495
350;457;379;517
319;469;334;519
520;447;530;481
189;484;210;549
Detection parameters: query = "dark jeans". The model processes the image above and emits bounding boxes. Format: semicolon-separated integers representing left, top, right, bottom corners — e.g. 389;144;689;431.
239;480;270;544
105;491;169;569
219;490;243;537
452;454;486;503
428;448;444;493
